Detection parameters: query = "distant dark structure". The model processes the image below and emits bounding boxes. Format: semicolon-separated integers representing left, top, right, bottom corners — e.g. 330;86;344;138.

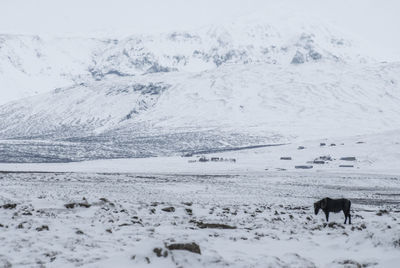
314;197;351;224
198;156;209;162
340;157;356;161
339;165;354;168
295;165;313;169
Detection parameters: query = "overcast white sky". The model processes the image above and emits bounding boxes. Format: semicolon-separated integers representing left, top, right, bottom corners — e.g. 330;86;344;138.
0;0;399;61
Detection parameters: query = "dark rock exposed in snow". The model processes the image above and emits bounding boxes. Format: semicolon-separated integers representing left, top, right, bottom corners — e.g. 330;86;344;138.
166;243;201;254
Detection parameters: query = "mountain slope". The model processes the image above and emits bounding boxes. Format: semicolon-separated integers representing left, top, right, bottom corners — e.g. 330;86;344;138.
0;19;399;162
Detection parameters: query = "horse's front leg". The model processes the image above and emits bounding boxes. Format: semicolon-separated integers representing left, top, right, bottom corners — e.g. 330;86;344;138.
324;211;329;222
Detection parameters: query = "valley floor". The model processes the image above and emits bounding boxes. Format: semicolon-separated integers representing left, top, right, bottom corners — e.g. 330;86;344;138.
1;129;399;175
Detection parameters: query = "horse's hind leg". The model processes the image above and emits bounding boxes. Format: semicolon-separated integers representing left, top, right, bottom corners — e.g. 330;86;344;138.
343;211;347;224
347;201;352;224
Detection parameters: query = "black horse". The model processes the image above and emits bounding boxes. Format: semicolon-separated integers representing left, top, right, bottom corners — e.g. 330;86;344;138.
314;197;351;224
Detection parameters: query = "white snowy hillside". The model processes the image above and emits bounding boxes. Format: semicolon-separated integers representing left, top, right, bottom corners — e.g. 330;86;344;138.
0;35;110;104
0;17;399;162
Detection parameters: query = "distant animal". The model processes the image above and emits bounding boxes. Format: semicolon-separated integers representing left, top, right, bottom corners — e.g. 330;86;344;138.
314;197;351;224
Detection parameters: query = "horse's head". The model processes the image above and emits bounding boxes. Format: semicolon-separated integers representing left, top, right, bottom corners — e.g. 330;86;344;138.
314;201;321;215
314;198;328;215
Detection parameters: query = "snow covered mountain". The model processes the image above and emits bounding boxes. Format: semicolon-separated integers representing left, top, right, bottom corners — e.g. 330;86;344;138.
0;17;365;104
0;18;399;162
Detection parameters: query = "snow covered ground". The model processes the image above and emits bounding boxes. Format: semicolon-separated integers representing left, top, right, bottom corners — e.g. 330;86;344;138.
1;131;399;267
0;170;399;267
